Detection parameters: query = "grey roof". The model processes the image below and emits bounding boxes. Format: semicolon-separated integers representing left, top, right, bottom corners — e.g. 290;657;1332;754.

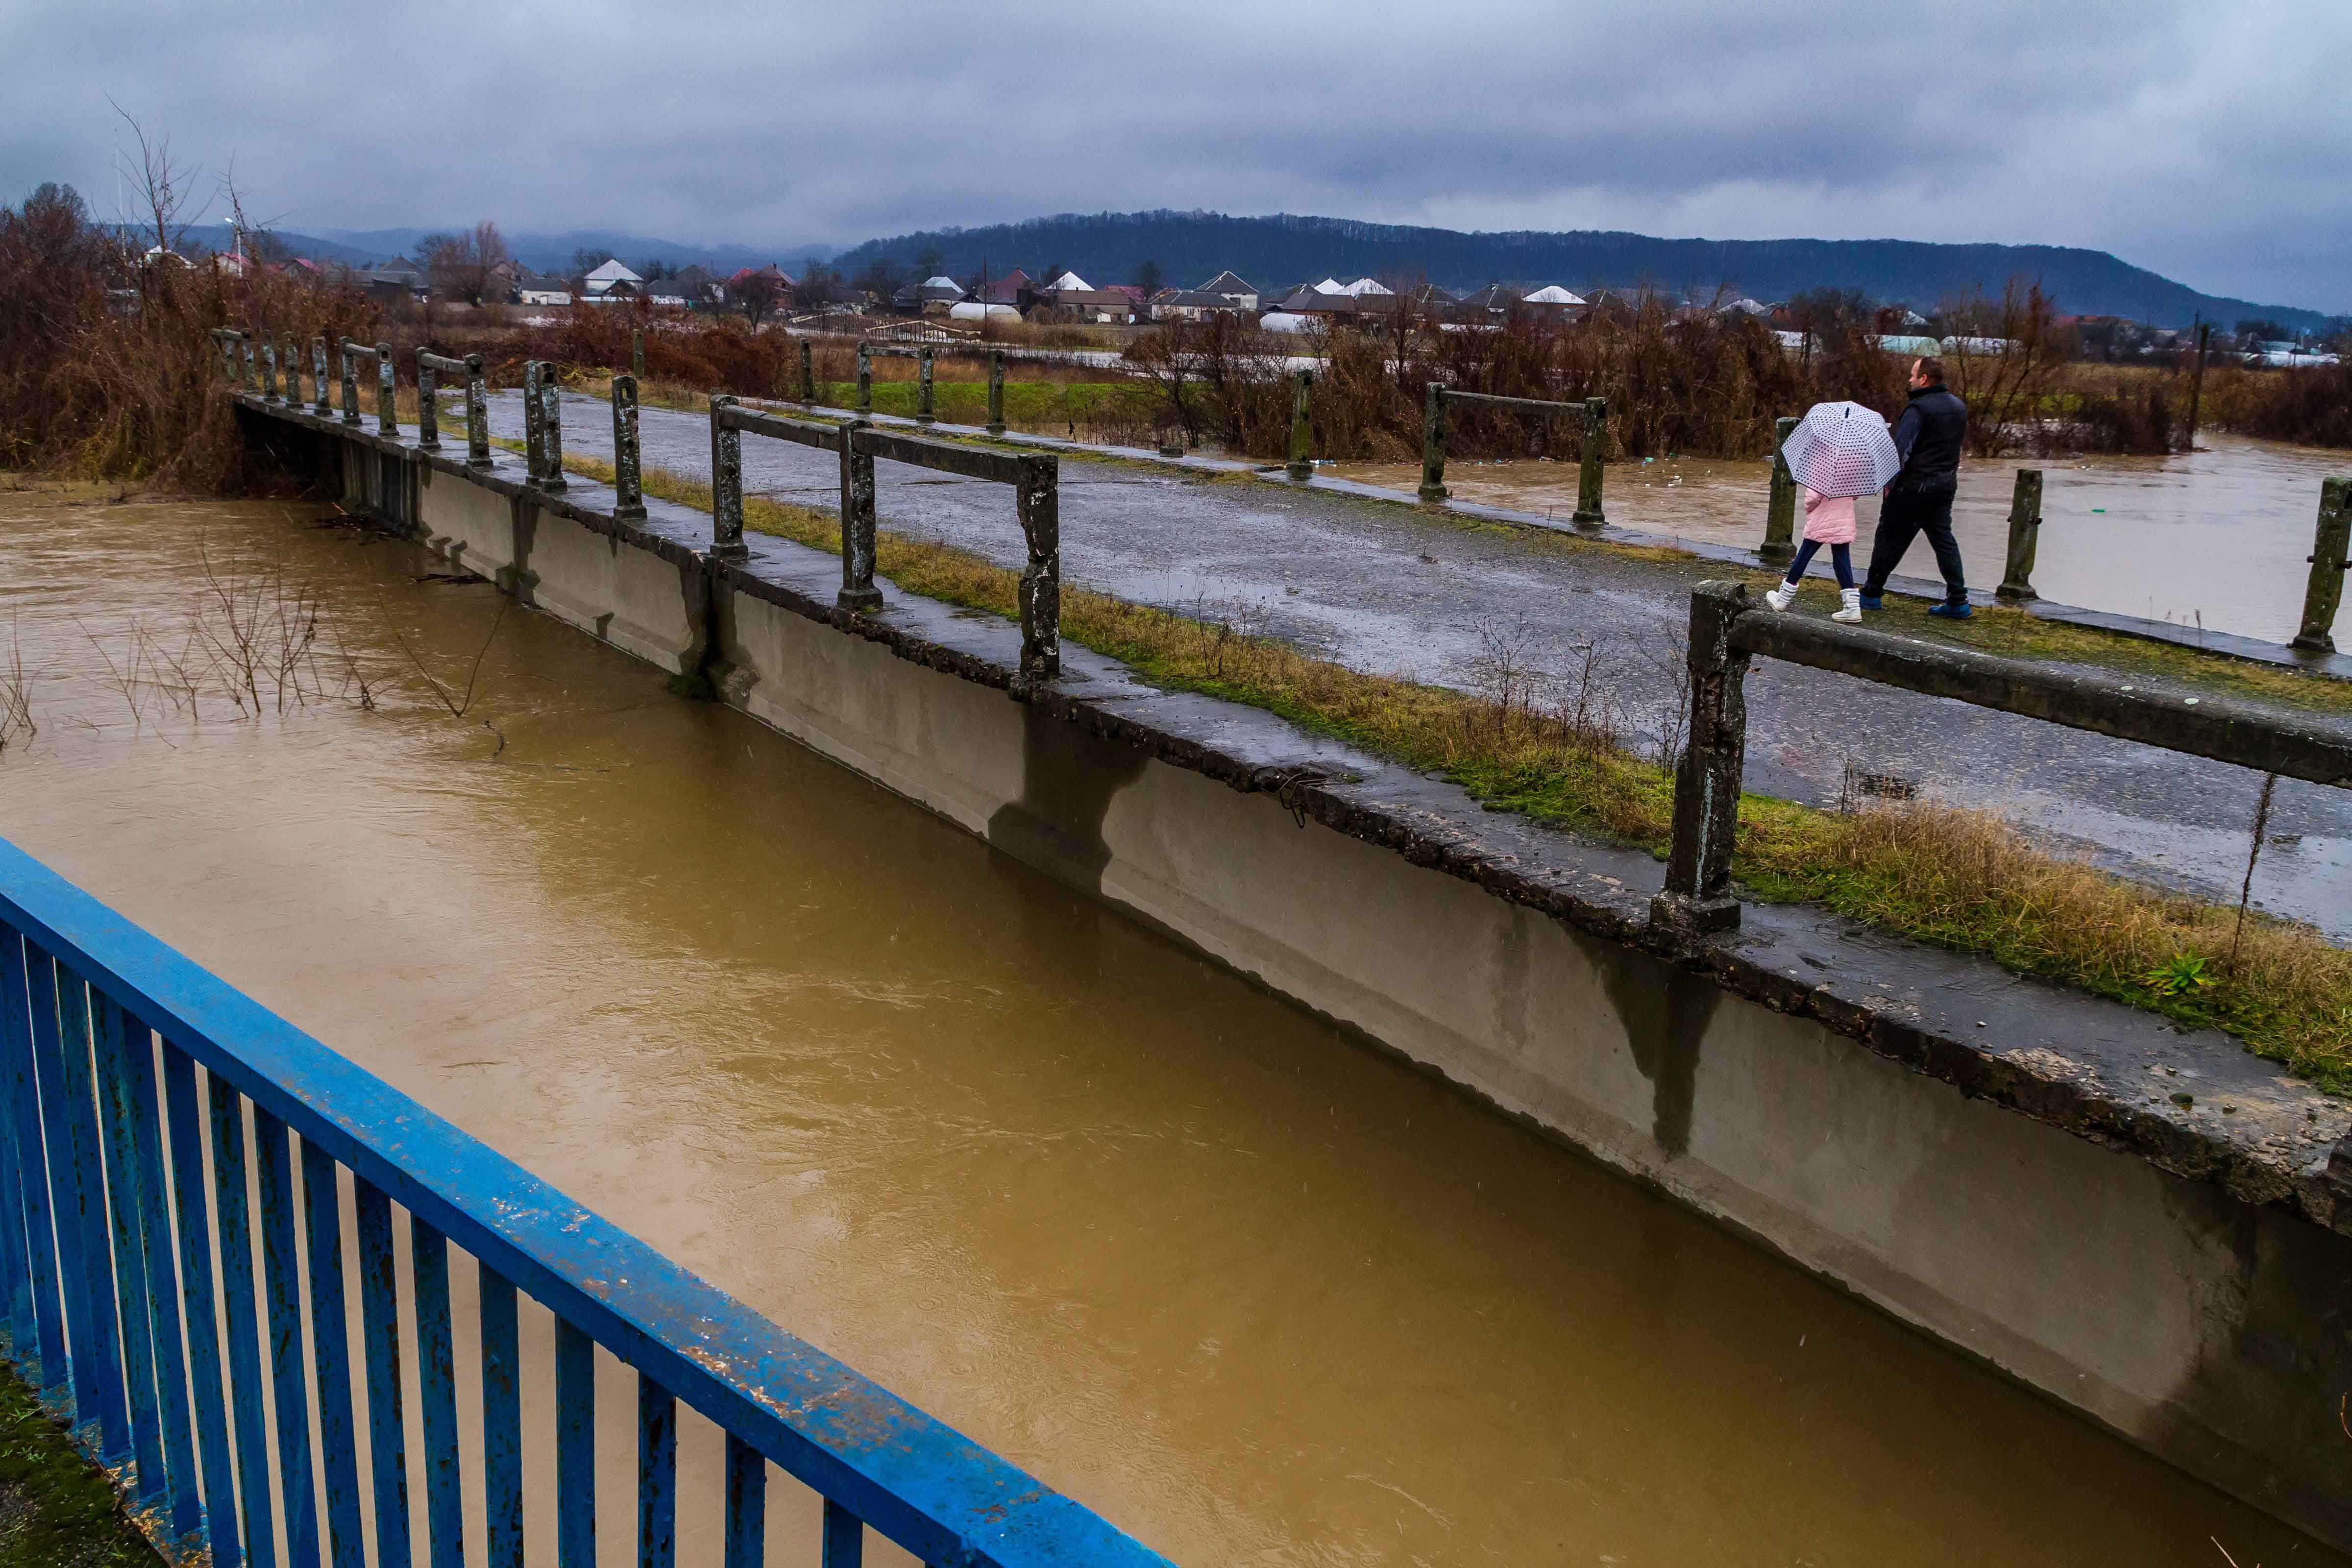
1156;289;1249;310
1195;270;1259;297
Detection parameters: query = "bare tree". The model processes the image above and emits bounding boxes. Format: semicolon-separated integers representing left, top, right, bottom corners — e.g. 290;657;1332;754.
424;220;511;306
109;101;206;257
1125;318;1201;441
1937;277;2063;457
735;266;786;329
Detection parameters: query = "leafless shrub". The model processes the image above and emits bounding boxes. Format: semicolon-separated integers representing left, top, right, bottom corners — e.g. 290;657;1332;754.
0;617;35;753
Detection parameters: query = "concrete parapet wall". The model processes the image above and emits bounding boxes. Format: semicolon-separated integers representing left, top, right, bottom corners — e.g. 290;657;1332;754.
245;399;2352;1550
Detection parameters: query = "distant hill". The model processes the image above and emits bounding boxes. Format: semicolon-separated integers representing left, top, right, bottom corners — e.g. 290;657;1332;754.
297;226;833;276
830;210;2334;331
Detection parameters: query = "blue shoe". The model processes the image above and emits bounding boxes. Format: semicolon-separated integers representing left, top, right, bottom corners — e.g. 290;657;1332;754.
1929;600;1974;620
1857;593;1883;611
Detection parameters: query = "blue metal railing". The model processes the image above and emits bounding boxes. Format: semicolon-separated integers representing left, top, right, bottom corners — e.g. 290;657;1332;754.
0;836;1175;1568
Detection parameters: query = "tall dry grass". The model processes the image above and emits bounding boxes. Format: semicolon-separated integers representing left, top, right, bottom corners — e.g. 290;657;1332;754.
0;182;380;487
2203;363;2352;450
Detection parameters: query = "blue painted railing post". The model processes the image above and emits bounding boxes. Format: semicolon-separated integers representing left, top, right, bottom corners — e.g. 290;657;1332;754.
91;995;170;1507
481;1264;524;1568
120;1013;204;1537
823;1499;865;1567
299;1138;365;1568
557;1319;595;1568
0;932;41;1371
726;1436;767;1568
408;1218;465;1568
206;1080;280;1568
354;1177;412;1568
161;1042;245;1568
253;1106;322;1568
46;966;130;1456
0;933;65;1399
639;1376;677;1568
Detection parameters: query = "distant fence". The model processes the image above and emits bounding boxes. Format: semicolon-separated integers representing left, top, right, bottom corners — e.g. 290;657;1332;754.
0;836;1170;1568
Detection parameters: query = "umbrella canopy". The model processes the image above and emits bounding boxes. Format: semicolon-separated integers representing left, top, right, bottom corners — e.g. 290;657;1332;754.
1781;401;1901;497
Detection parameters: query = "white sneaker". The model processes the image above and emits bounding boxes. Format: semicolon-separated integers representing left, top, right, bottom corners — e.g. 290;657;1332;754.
1832;587;1862;623
1764;582;1797;612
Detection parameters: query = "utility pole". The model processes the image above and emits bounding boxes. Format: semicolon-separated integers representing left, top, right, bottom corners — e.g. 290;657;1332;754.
2183;319;2211;452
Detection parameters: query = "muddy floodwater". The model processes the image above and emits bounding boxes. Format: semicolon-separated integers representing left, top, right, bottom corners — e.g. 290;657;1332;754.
1334;433;2352;645
0;487;2336;1567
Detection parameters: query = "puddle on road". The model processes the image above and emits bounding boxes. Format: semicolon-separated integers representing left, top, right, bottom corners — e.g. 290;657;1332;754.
0;488;2333;1567
1334;432;2352;645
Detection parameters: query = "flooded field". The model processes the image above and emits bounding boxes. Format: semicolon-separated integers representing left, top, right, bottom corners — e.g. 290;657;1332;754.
1332;433;2352;645
0;486;2336;1567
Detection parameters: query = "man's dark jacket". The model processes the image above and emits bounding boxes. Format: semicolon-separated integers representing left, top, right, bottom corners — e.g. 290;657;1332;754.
1890;384;1967;489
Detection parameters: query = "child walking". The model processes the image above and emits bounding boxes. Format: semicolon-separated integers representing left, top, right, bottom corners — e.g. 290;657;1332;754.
1765;486;1862;622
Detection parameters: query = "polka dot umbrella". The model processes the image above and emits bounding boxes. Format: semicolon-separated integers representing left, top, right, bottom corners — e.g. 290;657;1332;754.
1780;400;1901;498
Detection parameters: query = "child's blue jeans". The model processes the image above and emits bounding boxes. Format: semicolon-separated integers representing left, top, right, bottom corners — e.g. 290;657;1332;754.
1785;539;1854;589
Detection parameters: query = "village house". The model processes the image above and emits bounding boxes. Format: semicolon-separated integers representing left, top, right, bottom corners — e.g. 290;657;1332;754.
360;257;427;303
1034;271;1135;323
512;270;572;306
580;259;643;300
893;274;968;316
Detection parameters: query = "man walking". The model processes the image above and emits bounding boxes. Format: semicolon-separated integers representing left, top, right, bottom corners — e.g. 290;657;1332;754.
1860;357;1971;618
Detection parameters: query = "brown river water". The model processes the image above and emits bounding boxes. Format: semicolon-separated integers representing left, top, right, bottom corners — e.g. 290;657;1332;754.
0;487;2335;1567
1334;433;2352;645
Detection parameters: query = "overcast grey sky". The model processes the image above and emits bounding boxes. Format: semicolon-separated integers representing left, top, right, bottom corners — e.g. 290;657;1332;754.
5;0;2346;311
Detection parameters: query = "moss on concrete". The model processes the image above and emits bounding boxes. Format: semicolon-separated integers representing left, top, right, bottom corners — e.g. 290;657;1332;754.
0;1364;157;1568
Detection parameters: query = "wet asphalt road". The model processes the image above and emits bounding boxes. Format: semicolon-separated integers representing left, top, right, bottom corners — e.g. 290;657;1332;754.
488;390;2352;937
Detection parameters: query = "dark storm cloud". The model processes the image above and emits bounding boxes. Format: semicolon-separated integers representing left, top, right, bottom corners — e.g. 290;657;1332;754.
4;0;2345;309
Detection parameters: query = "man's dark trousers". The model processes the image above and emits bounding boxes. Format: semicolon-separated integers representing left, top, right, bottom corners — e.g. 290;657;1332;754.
1863;475;1965;605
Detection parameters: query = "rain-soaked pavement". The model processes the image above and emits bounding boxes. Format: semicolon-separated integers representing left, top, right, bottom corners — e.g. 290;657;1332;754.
487;390;2352;938
4;488;2336;1567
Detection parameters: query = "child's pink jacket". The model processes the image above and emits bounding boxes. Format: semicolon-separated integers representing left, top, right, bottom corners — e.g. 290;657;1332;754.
1802;487;1857;544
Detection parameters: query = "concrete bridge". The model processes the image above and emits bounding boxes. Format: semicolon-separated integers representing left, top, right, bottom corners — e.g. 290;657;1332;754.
210;355;2352;1554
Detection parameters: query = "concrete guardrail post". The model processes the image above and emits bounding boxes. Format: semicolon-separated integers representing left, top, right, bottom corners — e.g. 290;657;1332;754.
1651;580;1753;937
521;361;546;484
242;334;259;393
312;338;332;417
416;353;440;449
2293;477;2352;653
338;339;360;425
1015;453;1061;682
258;334;278;401
837;421;881;612
1286;369;1314;481
857;342;872;415
612;374;645;520
374;341;397;436
710;394;746;561
632;328;645;379
282;334;301;407
1996;469;2045;603
211;329;232;382
1418;383;1448;502
800;339;815;405
986;350;1006;436
463;353;490;469
1760;415;1798;564
916;345;936;425
1572;396;1607;528
536;360;565;490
